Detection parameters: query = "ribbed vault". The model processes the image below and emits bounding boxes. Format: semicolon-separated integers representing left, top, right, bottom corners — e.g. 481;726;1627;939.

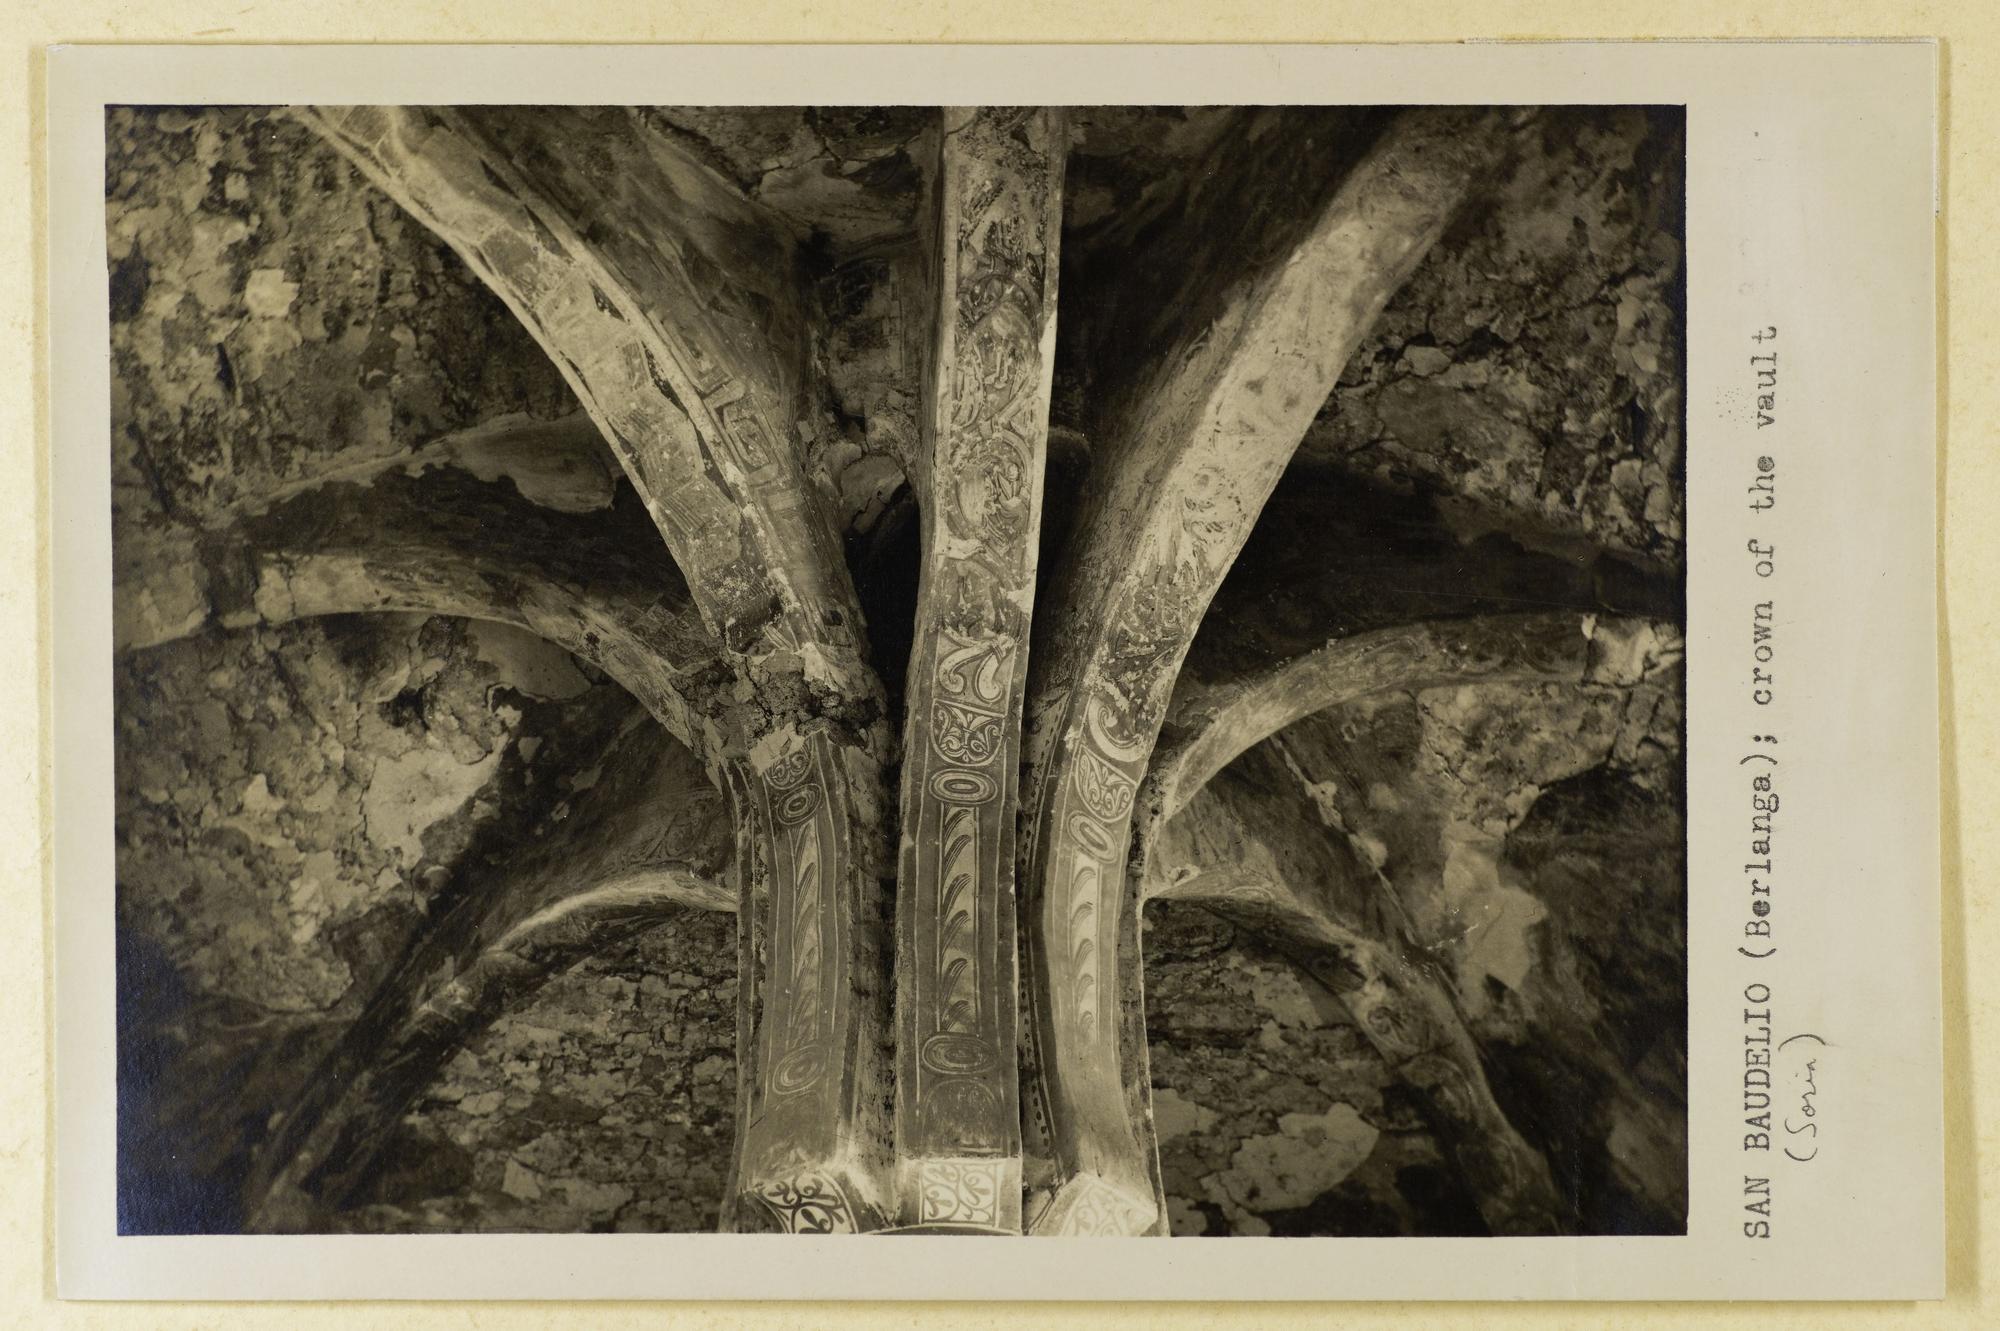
109;103;1686;1236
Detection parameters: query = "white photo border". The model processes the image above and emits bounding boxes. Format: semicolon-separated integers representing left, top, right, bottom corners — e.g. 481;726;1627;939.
49;40;1941;1301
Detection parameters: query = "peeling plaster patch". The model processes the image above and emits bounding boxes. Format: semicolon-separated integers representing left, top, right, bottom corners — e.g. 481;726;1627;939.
1249;966;1330;1031
1402;345;1451;376
746;725;806;773
243;267;299;319
1585;616;1684;686
1209;1103;1380;1216
240;773;282;817
287;849;362;946
1365;781;1403;813
502;1158;544;1201
1167;1197;1210;1236
185;216;252;307
467;621;594;702
1152;1088;1222;1142
1296;775;1344;827
791;642;851;698
1438;834;1549;1013
834;451;906;532
248;563;303;624
361;740;506;869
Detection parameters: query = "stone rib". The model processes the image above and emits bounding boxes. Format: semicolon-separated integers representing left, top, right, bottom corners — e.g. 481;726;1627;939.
1149;613;1630;831
115;466;723;759
297;106;901;1230
889;108;1066;1234
1018;108;1518;1234
244;712;732;1230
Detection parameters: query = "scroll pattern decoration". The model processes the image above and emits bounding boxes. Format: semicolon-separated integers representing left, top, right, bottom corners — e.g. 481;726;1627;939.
913;628;1014;1090
750;1171;857;1235
916;1159;1005;1229
892;108;1065;1234
760;739;833;1094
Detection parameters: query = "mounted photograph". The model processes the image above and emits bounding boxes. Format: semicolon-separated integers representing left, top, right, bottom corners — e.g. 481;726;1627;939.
104;100;1688;1239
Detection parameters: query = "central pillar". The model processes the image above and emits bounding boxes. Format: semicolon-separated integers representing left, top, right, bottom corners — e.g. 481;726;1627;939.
891;107;1066;1233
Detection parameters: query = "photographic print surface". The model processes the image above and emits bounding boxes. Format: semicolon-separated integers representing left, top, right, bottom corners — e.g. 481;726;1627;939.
106;103;1687;1238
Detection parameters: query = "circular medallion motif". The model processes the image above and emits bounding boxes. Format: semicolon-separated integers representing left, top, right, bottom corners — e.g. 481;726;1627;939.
766;749;814;789
1066;812;1116;860
922;1032;996;1075
776;783;823;825
770;1045;827;1095
931;769;998;805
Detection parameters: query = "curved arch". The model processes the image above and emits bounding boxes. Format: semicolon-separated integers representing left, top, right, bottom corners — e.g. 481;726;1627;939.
244;708;734;1229
1143;612;1673;851
297;106;905;1227
295;106;868;673
1018;109;1523;1233
117;464;730;764
1141;771;1566;1235
1127;615;1683;1233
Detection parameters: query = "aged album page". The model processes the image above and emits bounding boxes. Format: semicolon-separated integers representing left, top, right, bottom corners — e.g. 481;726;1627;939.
45;40;1939;1302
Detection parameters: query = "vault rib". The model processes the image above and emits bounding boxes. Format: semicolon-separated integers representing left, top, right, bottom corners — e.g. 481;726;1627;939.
243;714;732;1230
888;108;1066;1234
1018;108;1520;1235
115;466;724;761
297;105;904;1231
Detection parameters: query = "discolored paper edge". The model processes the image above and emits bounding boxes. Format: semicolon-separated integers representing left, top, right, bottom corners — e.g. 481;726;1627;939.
40;39;1941;1305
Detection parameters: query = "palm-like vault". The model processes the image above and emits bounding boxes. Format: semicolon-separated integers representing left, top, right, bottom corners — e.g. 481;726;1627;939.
110;105;1687;1237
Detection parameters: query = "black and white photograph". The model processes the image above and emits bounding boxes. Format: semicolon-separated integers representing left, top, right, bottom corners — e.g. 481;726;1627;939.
106;100;1688;1239
42;40;1942;1305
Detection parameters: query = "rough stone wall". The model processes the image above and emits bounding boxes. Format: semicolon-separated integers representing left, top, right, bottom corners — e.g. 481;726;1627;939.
1144;902;1486;1237
334;915;740;1234
109;103;1687;1237
114;612;704;1230
106;108;578;533
1300;106;1685;568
